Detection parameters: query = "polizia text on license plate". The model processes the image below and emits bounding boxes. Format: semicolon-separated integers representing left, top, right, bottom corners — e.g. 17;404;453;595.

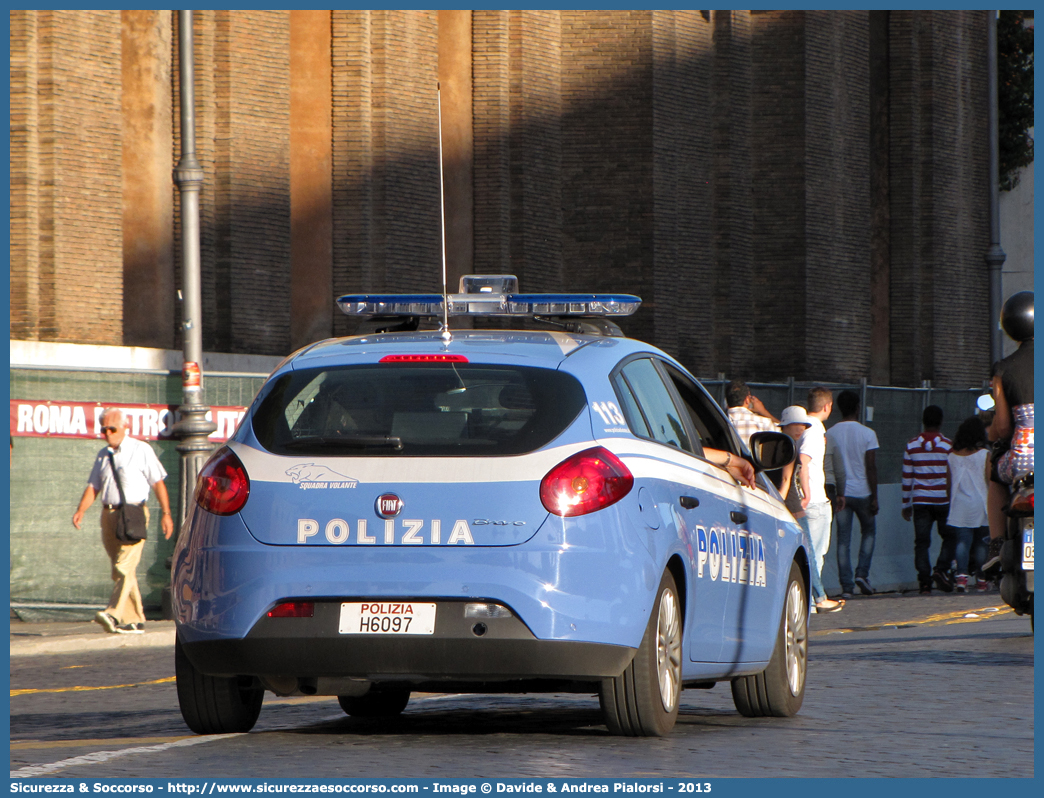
339;602;437;635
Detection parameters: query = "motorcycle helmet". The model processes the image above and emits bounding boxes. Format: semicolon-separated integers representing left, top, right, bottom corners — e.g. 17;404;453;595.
1001;291;1033;342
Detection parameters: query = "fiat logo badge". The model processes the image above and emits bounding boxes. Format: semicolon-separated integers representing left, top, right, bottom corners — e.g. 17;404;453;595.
376;494;403;519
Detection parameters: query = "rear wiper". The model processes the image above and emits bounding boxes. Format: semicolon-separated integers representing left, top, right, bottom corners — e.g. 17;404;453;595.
282;435;404;451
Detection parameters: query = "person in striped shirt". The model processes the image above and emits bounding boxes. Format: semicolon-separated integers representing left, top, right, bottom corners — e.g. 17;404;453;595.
901;405;954;593
725;379;779;449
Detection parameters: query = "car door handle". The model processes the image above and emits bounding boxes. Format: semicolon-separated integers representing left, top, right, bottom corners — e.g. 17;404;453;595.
730;511;748;524
679;496;700;510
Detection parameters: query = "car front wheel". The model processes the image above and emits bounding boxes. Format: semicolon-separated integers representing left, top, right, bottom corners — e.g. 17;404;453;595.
599;569;682;736
175;636;264;734
730;560;807;717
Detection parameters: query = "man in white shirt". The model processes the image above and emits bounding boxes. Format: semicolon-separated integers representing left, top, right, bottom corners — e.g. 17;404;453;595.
72;408;174;634
826;390;880;597
798;387;834;593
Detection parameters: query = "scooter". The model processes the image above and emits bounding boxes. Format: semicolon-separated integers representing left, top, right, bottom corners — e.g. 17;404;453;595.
1000;471;1034;630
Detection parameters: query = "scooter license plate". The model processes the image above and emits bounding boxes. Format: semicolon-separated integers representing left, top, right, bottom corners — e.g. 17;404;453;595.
1022;524;1034;571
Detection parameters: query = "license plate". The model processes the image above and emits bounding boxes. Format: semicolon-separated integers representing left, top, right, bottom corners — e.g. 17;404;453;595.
339;602;436;635
1022;524;1034;571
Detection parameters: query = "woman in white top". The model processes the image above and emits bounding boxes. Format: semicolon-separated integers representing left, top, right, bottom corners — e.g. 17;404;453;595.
946;416;991;592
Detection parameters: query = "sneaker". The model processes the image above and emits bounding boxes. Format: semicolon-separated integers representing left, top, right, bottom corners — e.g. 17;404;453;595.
976;578;990;593
841;591;854;599
919;584;932;595
855;576;874;595
932;568;954;593
815;598;845;613
981;537;1004;574
94;611;118;633
955;574;968;593
114;623;144;635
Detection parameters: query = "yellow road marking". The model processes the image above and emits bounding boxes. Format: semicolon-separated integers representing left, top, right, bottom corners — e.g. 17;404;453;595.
266;694;339;705
11;736;193;751
812;605;1013;636
10;676;175;697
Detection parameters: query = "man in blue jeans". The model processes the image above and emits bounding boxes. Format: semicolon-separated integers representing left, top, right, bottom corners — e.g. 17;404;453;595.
826;390;880;597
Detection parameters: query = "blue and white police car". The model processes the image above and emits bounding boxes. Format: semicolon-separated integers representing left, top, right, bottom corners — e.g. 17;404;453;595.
172;275;808;737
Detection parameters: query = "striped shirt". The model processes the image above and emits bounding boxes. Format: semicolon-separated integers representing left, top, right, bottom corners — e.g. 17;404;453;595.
901;431;952;508
727;406;777;449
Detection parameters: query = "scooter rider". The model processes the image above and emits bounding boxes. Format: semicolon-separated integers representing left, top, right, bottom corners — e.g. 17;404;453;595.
982;291;1034;572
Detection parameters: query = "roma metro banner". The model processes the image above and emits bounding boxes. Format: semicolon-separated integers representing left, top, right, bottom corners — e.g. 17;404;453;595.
10;400;247;443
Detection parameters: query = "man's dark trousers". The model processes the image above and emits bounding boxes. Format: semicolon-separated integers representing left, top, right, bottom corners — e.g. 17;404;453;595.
913;504;954;589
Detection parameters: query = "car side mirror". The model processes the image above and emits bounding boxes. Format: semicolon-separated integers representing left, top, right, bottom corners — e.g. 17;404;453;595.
747;431;795;472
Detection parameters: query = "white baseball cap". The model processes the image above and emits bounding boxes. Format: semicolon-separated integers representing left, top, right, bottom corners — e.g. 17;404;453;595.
779;405;812;427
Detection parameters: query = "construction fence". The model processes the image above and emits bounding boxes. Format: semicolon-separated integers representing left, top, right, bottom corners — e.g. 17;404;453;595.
9;366;268;621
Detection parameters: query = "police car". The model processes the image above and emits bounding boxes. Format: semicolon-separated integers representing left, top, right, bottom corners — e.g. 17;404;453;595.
172;275;808;737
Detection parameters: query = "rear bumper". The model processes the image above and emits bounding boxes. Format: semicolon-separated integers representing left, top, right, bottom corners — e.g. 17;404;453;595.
180;599;635;681
172;503;660;650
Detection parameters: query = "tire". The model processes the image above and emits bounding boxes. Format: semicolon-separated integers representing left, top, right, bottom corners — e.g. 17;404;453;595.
338;685;411;717
731;560;807;717
175;636;264;734
599;569;682;737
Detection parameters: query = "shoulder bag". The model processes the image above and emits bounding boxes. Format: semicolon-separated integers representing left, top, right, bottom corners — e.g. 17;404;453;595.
107;450;148;543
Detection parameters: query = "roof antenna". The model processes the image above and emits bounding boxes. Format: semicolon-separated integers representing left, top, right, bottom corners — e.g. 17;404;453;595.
437;82;452;343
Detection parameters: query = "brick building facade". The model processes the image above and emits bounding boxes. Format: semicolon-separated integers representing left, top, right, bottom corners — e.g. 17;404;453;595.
9;9;994;387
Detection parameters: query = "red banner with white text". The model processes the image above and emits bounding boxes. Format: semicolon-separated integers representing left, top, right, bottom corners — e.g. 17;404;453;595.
10;400;247;443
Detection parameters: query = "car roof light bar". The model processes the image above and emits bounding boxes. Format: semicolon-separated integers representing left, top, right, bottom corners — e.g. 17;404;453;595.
337;292;641;319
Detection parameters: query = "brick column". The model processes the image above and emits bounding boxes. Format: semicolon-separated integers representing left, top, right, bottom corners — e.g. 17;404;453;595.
122;10;175;349
438;10;474;285
290;10;333;349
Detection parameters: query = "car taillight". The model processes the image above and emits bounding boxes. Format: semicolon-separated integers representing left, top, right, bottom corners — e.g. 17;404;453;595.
194;447;250;516
268;601;314;618
540;446;634;517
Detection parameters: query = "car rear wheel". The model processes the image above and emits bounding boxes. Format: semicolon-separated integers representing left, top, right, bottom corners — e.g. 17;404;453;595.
599;569;682;736
338;685;411;717
731;560;807;717
175;636;264;734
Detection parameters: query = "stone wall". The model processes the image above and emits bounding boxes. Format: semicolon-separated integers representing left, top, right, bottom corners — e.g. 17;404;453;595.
9;10;997;385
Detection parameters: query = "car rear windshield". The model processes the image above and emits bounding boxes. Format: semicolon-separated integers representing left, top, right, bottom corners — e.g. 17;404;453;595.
252;363;587;456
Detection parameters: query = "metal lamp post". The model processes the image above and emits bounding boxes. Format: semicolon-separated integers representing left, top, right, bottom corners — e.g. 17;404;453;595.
170;9;216;555
985;10;1007;364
